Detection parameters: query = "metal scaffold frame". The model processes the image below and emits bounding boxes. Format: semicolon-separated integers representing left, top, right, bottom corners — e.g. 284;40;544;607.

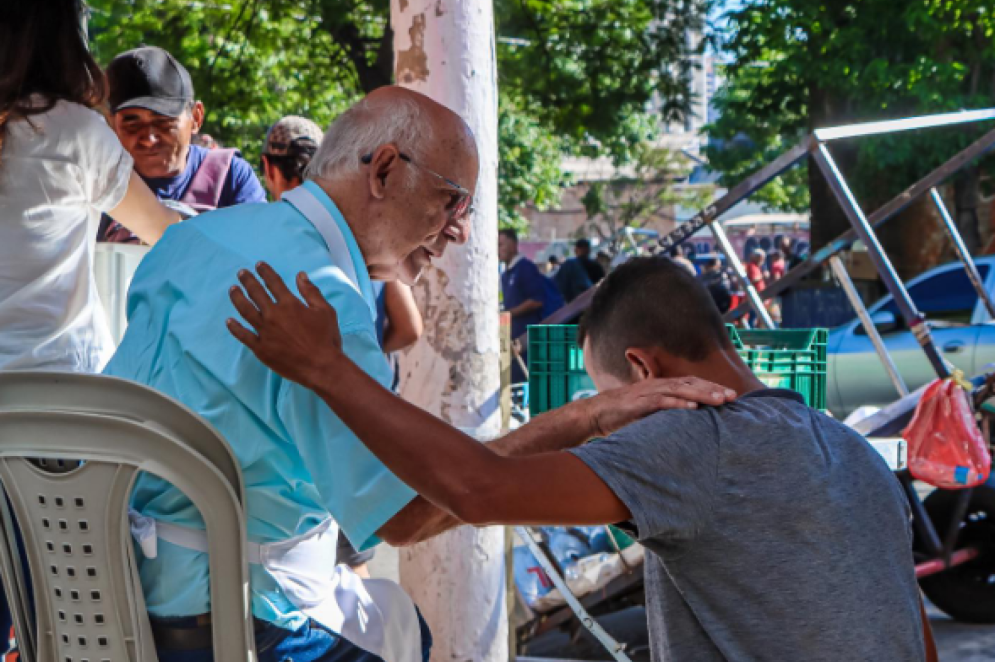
517;109;995;660
535;107;995;411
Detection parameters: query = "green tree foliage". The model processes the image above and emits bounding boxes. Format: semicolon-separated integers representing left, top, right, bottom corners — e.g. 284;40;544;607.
90;0;710;227
580;144;714;248
497;94;569;233
705;0;995;251
705;59;810;213
496;0;710;162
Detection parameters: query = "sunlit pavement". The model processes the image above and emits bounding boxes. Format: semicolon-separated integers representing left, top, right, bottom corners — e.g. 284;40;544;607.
929;601;995;661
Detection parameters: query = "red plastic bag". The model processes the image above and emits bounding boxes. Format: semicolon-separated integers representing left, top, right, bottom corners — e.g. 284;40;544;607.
902;377;991;489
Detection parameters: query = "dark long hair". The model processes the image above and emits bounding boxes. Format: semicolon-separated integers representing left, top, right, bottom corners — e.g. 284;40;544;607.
0;0;108;164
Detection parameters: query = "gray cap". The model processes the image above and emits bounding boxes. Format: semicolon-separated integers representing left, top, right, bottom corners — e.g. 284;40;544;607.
264;116;324;156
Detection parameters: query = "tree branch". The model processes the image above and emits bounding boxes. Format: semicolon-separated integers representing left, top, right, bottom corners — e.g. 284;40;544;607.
207;0;252;84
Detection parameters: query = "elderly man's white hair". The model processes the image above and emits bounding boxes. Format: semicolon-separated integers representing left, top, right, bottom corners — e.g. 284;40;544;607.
306;94;433;181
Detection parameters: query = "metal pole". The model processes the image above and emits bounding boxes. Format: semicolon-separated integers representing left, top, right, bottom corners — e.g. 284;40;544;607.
829;256;909;397
929;187;995;318
813;143;950;378
710;221;775;329
515;527;634;662
513;342;530;381
814;108;995;142
669;109;995;257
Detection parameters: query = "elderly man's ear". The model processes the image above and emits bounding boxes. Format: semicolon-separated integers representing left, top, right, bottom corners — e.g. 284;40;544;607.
365;146;403;200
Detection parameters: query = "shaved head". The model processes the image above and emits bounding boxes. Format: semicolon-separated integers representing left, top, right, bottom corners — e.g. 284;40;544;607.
308;86;480;285
308;86;477;185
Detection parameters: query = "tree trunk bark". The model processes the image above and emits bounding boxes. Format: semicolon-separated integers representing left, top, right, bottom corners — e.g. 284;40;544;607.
954;166;982;255
392;1;507;661
318;0;395;93
805;84;952;282
807;84;855;251
877;194;948;279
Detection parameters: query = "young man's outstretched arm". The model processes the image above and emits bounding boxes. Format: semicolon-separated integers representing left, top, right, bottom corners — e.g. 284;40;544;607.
227;264;737;528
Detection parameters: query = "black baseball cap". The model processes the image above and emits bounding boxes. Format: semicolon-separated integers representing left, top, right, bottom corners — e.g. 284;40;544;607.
107;46;195;117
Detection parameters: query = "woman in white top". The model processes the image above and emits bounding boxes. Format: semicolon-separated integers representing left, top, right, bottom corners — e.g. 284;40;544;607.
0;0;179;372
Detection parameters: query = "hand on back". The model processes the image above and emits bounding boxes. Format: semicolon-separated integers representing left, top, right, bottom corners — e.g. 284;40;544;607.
583;377;737;438
228;263;343;391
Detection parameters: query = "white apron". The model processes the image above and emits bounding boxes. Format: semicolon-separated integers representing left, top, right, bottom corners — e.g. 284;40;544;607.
130;184;422;662
130;511;421;662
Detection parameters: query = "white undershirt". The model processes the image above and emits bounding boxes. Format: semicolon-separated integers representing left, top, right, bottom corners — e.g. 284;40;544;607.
0;100;133;372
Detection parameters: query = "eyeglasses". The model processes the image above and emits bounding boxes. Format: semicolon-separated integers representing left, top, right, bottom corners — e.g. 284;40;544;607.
361;151;474;221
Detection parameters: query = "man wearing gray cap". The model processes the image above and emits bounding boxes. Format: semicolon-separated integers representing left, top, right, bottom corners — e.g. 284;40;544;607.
100;46;266;241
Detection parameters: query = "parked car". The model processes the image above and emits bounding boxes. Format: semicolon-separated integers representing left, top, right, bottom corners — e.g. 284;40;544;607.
828;256;995;418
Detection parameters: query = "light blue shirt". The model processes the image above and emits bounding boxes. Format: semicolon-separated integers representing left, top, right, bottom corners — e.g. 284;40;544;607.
104;181;416;628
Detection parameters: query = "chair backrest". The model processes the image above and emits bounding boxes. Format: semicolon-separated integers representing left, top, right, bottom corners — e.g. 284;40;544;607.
0;371;256;662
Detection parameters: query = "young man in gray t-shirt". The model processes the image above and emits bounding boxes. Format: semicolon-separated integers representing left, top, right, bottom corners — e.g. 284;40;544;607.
227;257;935;662
571;389;923;660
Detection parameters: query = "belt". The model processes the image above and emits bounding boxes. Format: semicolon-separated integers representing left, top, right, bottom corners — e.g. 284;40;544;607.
150;613;268;651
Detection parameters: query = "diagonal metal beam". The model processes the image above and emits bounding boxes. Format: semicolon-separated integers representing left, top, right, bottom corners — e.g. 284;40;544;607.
657;137;815;252
515;526;634;662
829;255;908;397
724;124;995;321
711;221;775;328
513;287;598;345
812;143;950;378
929;187;995;318
512;136;815;343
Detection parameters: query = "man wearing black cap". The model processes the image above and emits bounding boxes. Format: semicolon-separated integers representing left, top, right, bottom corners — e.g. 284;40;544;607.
99;46;265;241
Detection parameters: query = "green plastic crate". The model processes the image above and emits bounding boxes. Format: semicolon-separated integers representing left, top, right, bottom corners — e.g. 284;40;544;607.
528;325;597;416
727;326;828;410
527;324;828;415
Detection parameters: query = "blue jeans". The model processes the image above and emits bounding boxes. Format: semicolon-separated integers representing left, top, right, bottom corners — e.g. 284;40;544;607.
155;611;433;662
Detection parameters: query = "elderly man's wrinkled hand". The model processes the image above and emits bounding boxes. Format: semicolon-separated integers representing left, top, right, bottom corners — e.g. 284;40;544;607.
585;377;737;438
227;263;343;390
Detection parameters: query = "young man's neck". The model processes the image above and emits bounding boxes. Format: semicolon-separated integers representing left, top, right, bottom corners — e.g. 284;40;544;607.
664;348;766;397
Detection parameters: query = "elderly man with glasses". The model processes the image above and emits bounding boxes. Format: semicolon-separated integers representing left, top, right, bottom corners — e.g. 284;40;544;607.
103;87;730;662
103;87;480;662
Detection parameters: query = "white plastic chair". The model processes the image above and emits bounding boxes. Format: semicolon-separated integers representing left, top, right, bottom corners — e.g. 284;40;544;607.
0;371;256;662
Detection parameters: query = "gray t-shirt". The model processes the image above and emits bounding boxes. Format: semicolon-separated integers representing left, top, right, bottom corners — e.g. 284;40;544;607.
571;389;924;662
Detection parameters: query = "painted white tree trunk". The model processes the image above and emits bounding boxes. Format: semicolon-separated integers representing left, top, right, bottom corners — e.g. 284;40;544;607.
391;1;506;661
